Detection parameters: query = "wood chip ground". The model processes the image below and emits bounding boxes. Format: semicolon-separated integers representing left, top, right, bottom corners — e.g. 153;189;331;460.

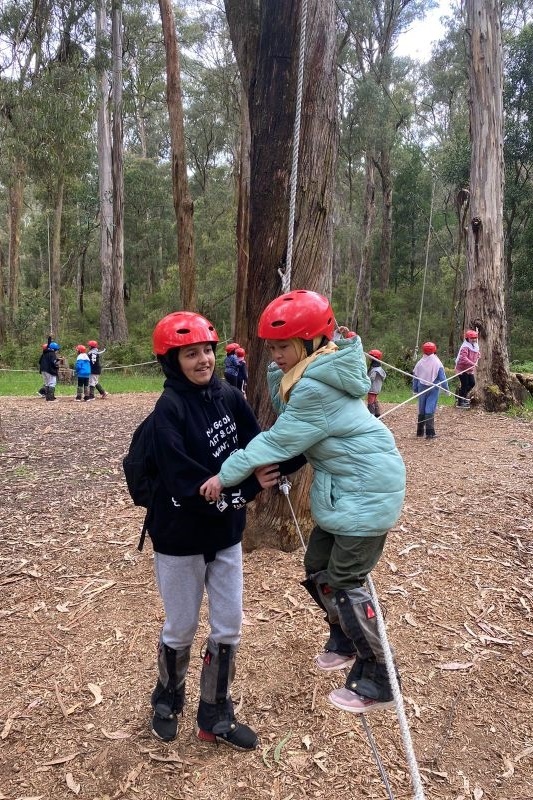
0;395;532;800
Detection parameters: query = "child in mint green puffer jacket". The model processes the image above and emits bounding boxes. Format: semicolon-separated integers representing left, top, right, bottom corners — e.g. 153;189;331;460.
201;290;406;717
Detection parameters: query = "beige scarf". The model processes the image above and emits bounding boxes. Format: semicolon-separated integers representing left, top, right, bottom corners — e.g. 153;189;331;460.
279;339;338;403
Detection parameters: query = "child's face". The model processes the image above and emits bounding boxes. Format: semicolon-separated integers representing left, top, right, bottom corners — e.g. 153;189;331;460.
267;339;302;373
178;343;216;385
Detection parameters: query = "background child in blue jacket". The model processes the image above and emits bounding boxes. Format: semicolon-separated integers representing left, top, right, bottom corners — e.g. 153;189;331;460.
412;341;450;438
74;345;92;401
201;290;406;716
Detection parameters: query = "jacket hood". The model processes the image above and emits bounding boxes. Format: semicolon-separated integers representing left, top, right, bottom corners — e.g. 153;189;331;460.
303;337;370;398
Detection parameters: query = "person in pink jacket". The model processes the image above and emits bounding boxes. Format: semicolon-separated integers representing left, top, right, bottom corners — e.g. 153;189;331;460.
455;330;480;408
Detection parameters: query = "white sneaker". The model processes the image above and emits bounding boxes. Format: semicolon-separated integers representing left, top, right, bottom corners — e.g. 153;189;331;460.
328;687;395;714
315;651;356;671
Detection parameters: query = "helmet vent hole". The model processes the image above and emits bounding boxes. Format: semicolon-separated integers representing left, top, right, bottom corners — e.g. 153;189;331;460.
176;327;191;335
271;320;285;328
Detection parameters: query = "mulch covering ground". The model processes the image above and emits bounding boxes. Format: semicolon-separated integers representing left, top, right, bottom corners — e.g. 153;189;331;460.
0;393;532;800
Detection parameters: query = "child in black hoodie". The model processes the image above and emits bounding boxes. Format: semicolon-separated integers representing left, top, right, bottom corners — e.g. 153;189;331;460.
145;311;281;750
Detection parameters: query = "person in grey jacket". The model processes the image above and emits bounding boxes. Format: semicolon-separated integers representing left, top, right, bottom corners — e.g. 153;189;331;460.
201;290;406;715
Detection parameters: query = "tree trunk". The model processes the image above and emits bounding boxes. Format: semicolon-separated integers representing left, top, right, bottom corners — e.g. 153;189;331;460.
97;0;115;341
233;88;251;347
350;151;375;337
50;176;64;337
376;147;392;292
7;164;24;323
226;0;337;550
465;0;523;409
159;0;196;310
105;0;128;343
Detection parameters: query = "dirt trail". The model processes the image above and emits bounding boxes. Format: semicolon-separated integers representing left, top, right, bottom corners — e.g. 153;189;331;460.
0;395;532;800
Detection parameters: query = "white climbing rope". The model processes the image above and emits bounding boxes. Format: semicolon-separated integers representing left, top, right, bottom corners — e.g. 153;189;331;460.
366;574;426;800
413;179;435;360
279;0;308;294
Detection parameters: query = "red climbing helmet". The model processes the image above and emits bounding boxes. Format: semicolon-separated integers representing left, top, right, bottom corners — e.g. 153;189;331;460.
235;347;245;357
258;290;335;341
465;329;478;339
422;341;437;355
225;342;240;353
368;349;382;359
345;331;357;339
153;312;218;355
76;344;86;353
87;340;98;348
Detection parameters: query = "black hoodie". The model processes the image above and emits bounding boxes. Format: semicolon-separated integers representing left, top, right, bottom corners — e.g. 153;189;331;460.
146;358;263;559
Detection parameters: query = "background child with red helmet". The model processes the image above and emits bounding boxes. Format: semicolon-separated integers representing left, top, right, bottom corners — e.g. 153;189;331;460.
366;349;386;417
412;342;450;438
235;346;248;396
223;342;240;386
87;339;108;399
74;345;92;401
141;312;283;750
200;290;406;716
455;329;480;408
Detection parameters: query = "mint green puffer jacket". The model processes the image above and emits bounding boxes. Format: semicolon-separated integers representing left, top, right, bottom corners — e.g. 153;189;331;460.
218;336;406;537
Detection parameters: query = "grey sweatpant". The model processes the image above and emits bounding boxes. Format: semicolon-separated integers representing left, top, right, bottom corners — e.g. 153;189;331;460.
154;543;243;650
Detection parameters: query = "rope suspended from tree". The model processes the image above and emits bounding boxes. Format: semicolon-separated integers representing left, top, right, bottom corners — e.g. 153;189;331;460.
279;0;308;294
413;179;436;359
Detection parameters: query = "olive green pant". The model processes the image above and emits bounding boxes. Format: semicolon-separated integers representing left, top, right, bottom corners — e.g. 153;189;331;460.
303;525;387;590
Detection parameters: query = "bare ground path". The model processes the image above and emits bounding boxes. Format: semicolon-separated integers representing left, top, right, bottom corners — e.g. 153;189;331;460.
0;394;532;800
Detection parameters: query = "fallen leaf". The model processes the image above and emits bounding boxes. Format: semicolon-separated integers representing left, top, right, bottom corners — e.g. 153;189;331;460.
39;752;82;767
1;714;17;739
473;787;484;800
148;753;183;763
404;613;418;627
437;662;474;670
501;756;514;778
101;729;132;740
301;734;312;750
387;560;398;573
65;773;80;794
87;683;103;707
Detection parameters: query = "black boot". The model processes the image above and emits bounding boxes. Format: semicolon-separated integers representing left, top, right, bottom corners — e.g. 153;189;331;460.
336;587;400;694
88;385;95;401
96;382;108;397
37;386;46;397
416;413;425;437
425;414;436;438
151;643;190;742
46;386;57;401
196;641;258;751
346;658;397;702
301;576;356;666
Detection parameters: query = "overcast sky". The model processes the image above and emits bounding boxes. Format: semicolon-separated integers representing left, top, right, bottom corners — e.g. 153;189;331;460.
395;1;453;61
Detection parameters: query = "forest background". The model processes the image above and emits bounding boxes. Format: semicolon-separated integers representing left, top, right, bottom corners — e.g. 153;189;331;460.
1;0;533;375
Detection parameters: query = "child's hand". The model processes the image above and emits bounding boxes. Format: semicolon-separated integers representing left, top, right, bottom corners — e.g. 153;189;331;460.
200;476;223;501
254;464;280;489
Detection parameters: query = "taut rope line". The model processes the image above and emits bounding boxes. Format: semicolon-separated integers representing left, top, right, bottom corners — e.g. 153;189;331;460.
279;0;308;294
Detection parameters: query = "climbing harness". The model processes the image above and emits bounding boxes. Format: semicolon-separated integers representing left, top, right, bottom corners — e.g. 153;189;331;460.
279;477;425;800
279;0;308;294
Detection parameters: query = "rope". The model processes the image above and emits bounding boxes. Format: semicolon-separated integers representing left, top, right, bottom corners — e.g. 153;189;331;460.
279;0;308;294
366;575;426;800
364;351;478;408
0;360;159;374
413;179;435;361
